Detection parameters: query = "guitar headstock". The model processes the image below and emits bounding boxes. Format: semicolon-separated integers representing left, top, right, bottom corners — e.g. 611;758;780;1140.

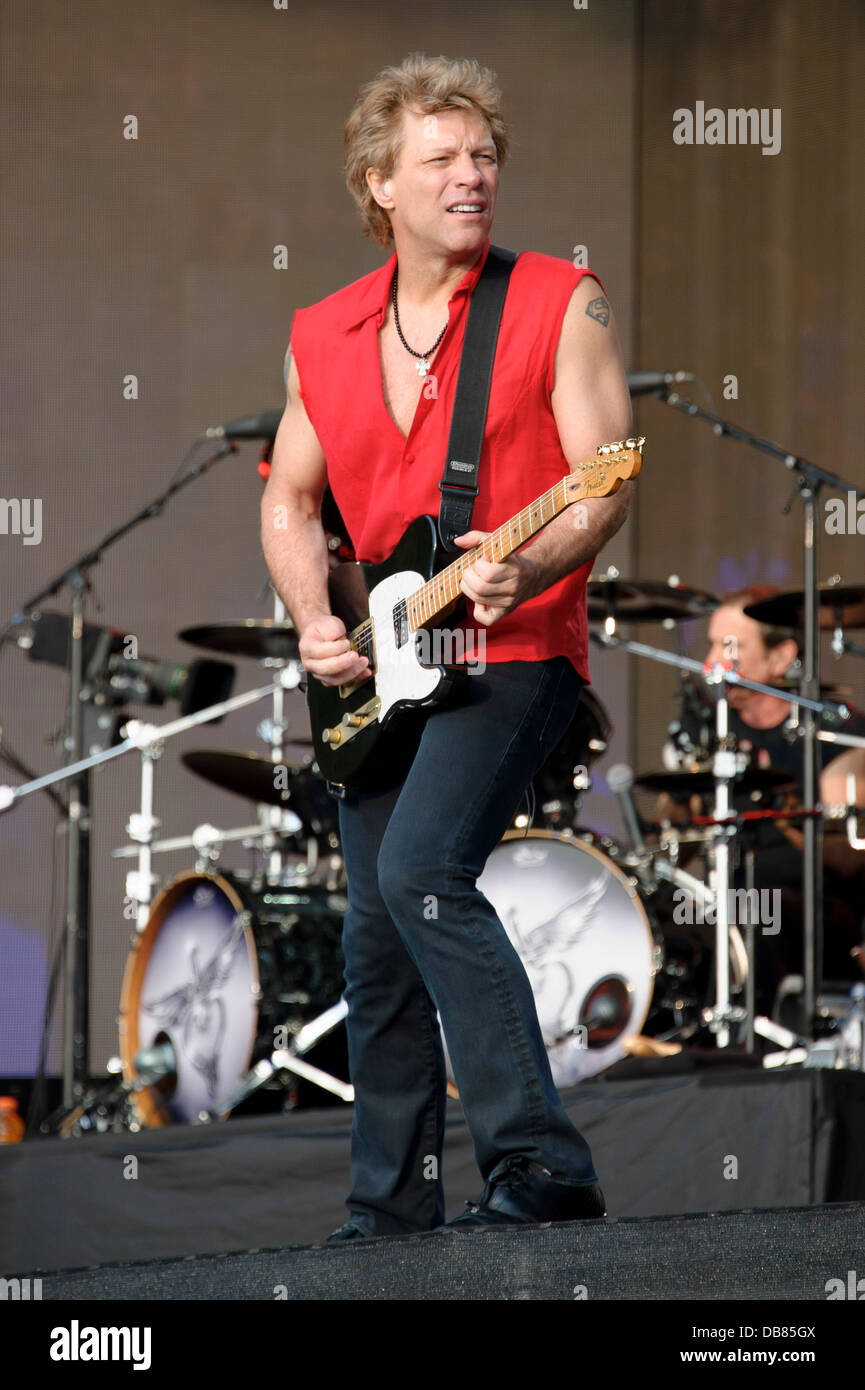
565;436;645;501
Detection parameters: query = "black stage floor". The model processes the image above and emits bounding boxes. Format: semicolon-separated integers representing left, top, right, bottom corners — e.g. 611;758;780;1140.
3;1063;865;1277
14;1200;865;1301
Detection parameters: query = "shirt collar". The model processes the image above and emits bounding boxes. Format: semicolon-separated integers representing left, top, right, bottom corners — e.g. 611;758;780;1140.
340;236;493;331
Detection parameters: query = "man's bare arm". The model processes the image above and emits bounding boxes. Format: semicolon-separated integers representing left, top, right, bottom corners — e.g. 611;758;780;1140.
261;347;329;628
520;277;634;590
774;746;865;878
458;276;634;622
780;747;865;878
820;745;865;811
260;346;368;683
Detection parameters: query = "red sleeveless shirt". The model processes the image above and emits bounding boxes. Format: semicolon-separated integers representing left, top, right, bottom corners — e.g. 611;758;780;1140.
289;237;602;681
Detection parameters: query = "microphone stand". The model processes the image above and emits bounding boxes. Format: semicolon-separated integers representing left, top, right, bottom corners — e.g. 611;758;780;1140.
0;439;237;1114
646;388;864;1036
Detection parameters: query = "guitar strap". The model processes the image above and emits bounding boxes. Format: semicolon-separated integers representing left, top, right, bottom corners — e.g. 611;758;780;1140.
437;244;517;552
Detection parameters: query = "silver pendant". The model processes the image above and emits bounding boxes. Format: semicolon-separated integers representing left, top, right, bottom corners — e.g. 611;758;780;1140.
415;359;430;377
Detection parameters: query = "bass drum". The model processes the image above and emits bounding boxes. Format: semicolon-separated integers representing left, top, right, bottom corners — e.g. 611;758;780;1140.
470;830;656;1086
119;870;347;1125
451;830;747;1089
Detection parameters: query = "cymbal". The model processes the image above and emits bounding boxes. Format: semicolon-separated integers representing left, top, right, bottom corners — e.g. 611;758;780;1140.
744;587;865;630
180;620;300;661
586;578;718;624
636;767;796;797
182;748;339;840
182;748;316;806
185;747;341;841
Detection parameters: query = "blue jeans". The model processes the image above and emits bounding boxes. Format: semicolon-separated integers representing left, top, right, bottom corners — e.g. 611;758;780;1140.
336;657;600;1235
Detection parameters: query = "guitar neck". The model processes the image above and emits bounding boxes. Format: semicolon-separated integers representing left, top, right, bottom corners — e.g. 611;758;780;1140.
344;437;642;652
407;475;573;632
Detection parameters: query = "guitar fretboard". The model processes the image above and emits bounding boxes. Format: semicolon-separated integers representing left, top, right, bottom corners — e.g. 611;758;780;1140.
407;475;572;631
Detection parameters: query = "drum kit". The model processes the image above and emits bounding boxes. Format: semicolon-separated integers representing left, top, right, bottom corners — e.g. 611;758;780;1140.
2;390;861;1138
111;598;627;1122
2;561;861;1136
103;569;864;1127
4;573;864;1134
107;590;706;1122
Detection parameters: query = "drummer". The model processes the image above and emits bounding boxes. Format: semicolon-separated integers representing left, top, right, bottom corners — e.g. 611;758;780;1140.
660;585;865;1015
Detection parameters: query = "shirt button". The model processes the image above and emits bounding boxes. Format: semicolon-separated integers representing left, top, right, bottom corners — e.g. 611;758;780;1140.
404;452;414;464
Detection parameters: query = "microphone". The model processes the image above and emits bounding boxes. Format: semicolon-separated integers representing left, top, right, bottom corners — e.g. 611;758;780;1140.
606;763;647;853
204;409;284;441
626;370;694;397
106;653;235;718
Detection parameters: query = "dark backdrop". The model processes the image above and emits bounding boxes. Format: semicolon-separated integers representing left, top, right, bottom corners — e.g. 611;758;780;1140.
0;0;861;1077
0;0;637;1074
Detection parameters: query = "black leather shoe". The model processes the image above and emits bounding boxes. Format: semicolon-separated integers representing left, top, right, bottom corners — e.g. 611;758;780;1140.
326;1221;376;1242
444;1158;607;1229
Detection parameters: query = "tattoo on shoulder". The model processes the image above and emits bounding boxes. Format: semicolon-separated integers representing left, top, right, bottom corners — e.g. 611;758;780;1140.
283;345;293;397
585;295;610;327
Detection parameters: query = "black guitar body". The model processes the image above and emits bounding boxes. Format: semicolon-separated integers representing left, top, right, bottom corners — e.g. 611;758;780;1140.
307;515;470;793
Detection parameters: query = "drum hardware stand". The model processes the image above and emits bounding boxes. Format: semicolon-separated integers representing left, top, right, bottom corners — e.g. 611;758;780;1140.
650;852;737;1043
180;819;297;877
191;831;224;875
700;662;743;1047
598;631;851;1048
642;384;864;1037
111;811;306;867
0;437;241;1116
198;999;353;1119
252;801;323;885
742;846;759;1054
652;854;716;911
43;1057;155;1138
113;671;302;917
124;739;163;930
0;674;299;1123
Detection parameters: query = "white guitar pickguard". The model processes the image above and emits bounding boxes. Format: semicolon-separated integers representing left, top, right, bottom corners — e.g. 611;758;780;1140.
368;570;443;722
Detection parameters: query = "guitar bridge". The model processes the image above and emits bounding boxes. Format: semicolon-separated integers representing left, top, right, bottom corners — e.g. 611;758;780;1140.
321;696;382;749
338;671;374;699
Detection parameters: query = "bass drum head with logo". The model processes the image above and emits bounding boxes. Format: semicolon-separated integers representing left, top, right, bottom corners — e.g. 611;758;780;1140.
119;872;261;1126
472;831;656;1087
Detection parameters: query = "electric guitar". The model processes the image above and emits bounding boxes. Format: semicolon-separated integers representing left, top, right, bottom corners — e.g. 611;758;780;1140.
307;437;644;791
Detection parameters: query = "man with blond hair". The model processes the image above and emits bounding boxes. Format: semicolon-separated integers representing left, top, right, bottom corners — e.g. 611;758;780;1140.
262;54;632;1237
